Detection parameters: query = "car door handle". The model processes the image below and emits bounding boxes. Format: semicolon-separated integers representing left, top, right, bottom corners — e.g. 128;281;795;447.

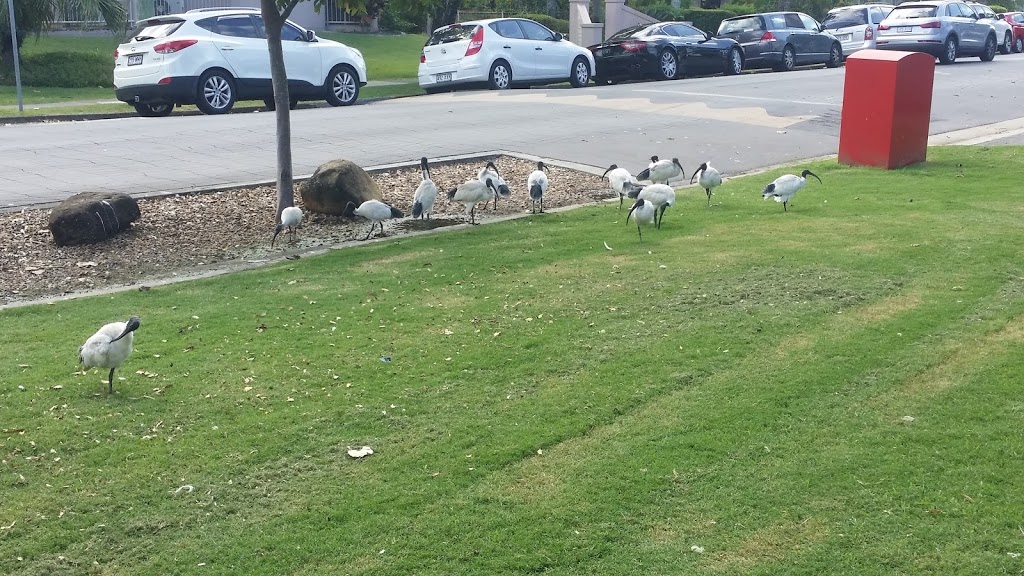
535;47;543;50
503;45;511;48
220;47;234;51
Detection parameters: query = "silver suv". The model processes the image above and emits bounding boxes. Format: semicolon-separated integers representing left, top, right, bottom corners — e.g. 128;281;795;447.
876;1;998;64
822;4;895;57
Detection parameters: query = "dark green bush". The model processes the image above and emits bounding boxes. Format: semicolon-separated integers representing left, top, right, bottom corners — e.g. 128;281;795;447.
989;4;1009;13
379;9;424;33
521;13;570;33
0;51;112;88
678;8;738;33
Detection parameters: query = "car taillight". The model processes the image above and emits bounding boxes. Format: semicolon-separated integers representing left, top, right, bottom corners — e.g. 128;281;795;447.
865;25;874;40
620;41;647;52
760;31;776;41
114;48;119;59
158;77;172;85
878;23;890;30
465;26;484;57
920;21;941;28
420;50;426;63
153;39;198;54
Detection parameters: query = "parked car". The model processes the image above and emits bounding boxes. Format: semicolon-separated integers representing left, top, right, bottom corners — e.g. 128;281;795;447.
114;8;367;117
875;1;999;64
716;12;843;72
587;21;744;84
821;4;895;57
418;18;595;93
968;3;1014;53
1002;11;1024;52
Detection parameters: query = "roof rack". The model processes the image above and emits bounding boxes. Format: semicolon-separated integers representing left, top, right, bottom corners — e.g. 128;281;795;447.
185;6;261;13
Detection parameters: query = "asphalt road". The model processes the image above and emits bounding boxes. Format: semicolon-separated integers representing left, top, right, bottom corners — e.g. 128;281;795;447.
2;52;1022;209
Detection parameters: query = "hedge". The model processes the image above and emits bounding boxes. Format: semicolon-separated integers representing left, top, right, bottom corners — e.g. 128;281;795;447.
989;4;1009;13
677;8;739;33
521;13;571;33
0;51;112;88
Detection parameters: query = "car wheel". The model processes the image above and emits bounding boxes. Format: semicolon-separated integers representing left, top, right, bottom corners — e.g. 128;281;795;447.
263;97;299;111
980;34;997;61
826;43;842;68
1000;31;1012;55
195;69;236;115
774;45;796;72
488;60;512;90
725;48;743;75
1015;36;1024;53
569;56;590;87
938;36;957;65
133;102;173;117
325;65;359;106
657;49;678;80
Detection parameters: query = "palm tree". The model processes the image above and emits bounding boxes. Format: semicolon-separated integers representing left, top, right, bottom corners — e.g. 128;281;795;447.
1;0;126;67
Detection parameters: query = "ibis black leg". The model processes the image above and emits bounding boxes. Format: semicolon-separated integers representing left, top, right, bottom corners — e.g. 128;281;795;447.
107;368;116;394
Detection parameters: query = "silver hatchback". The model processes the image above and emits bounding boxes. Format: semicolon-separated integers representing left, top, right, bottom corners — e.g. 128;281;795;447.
876;1;999;63
822;4;895;57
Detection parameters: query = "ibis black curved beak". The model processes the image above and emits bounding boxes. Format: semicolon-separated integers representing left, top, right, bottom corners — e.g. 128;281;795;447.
601;164;617;179
805;170;822;184
343;201;356;218
539;161;549;174
486;178;499;196
271;223;285;247
626;199;643;224
420;157;430;179
673;158;685;174
689;168;701;185
112;315;141;342
486;161;499;174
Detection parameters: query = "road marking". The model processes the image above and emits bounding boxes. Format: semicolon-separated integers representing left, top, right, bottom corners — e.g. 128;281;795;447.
634;89;841;107
928;116;1024;145
429;91;816;129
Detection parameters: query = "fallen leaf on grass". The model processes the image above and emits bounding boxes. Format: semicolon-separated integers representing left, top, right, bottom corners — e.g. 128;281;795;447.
172;485;195;495
347;446;374;459
604;242;613;251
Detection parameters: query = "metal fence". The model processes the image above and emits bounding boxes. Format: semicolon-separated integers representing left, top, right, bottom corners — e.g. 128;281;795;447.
53;0;358;27
325;2;359;23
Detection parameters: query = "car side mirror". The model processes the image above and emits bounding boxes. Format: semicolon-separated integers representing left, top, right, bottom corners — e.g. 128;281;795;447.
554;32;563;41
306;29;317;42
996;13;1004;18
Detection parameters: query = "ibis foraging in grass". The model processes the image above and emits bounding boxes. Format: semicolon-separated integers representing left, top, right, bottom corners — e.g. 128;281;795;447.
690;162;722;207
344;200;404;240
478;161;511;209
79;315;141;394
411;157;438;220
637;157;685;185
626;198;658;242
448;178;500;225
601;164;644;208
762;169;822;212
271;206;303;247
527;161;549;214
628;183;676;229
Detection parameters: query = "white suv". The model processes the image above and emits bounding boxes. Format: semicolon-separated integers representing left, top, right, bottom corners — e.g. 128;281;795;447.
114;8;368;117
821;4;895;57
968;3;1015;53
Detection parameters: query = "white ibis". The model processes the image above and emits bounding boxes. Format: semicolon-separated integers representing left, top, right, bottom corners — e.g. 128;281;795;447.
637;157;685;185
626;198;657;242
79;315;141;394
601;164;644;208
478;161;510;209
628;183;676;229
448;178;499;225
527;161;549;214
690;162;722;207
271;206;303;247
411;157;438;220
762;169;821;212
344;200;404;240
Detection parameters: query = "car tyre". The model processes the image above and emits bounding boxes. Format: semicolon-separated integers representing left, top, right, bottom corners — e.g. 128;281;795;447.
773;45;796;72
195;69;236;115
325;65;359;106
488;60;512;90
264;97;299;111
725;47;743;75
133;102;173;117
656;49;678;80
570;56;590;87
1000;31;1012;55
980;34;997;61
938;36;957;65
826;43;842;68
1015;36;1024;53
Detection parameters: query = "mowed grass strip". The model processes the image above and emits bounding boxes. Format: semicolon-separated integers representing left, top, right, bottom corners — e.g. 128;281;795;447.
2;147;1023;575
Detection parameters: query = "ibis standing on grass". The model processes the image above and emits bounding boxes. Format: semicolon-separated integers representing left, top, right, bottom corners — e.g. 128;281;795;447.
601;164;645;208
637;157;685;185
80;316;141;394
344;200;404;240
411;157;438;220
478;161;511;209
628;183;676;229
271;206;303;247
690;162;722;207
626;198;657;242
527;161;549;214
448;178;500;224
762;169;822;212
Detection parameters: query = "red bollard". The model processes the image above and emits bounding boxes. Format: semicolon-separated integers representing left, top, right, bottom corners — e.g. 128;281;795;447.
838;50;936;169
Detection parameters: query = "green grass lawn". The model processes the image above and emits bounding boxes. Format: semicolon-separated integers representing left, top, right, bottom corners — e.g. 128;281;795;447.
321;32;425;79
3;147;1024;575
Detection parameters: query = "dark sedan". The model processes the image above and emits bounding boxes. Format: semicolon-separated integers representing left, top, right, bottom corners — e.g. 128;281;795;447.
589;22;745;83
717;11;843;71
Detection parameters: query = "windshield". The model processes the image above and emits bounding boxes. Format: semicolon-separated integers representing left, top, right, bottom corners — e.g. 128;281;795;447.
607;25;649;41
426;24;478;45
886;5;938;18
823;8;867;28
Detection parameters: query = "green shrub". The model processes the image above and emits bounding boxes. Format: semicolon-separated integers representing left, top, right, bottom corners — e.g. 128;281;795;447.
379;9;424;33
678;8;738;33
521;13;570;33
722;2;756;16
989;4;1009;13
0;51;112;87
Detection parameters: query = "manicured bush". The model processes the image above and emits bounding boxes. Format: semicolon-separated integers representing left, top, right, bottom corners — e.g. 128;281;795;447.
678;8;738;33
379;9;423;33
0;51;112;87
521;13;570;33
989;4;1009;13
722;2;756;16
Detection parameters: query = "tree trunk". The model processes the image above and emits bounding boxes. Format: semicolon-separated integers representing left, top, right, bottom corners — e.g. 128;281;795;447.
261;0;298;224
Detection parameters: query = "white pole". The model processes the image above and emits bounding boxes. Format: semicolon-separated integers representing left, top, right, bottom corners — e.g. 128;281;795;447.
6;0;23;112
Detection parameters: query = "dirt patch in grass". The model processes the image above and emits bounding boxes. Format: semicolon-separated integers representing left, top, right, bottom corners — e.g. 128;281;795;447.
709;517;827;572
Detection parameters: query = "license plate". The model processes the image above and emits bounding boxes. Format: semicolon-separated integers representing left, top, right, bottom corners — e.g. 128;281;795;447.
435;72;453;82
897;26;912;32
839;34;852;41
127;54;144;66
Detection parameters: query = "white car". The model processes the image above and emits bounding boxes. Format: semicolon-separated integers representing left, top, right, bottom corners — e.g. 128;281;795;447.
114;8;368;117
821;4;895;57
968;3;1015;53
418;18;595;93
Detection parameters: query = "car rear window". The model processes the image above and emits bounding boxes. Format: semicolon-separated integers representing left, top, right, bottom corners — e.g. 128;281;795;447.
426;24;479;45
125;18;184;42
886;5;939;18
607;24;648;40
823;8;868;28
1014;13;1024;22
718;16;763;34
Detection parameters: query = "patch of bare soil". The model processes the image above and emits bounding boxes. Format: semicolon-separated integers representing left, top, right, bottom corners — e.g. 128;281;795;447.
0;156;611;305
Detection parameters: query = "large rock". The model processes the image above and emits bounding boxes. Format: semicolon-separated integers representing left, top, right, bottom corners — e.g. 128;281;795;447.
301;159;382;216
48;192;141;247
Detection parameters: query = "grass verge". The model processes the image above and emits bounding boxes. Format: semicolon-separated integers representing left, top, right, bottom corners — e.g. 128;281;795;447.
2;147;1023;575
